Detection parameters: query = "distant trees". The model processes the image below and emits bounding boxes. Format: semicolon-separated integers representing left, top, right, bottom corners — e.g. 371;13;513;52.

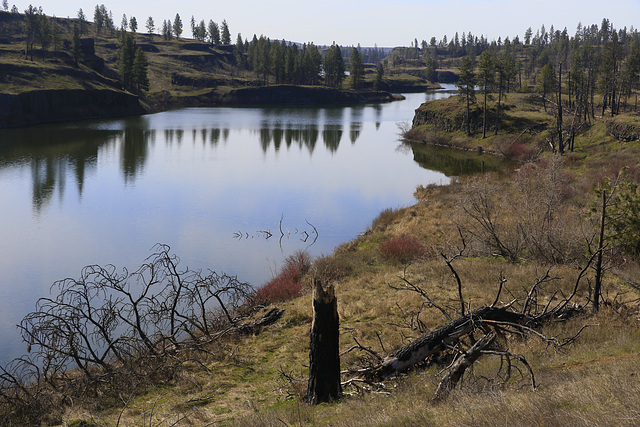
2;0;7;12
145;16;154;35
93;5;113;36
208;20;220;45
477;50;495;138
118;33;149;92
457;56;477;136
173;14;183;39
77;8;87;35
161;19;173;40
350;47;364;89
221;19;230;44
374;62;384;91
324;43;345;88
129;16;137;34
536;63;556;111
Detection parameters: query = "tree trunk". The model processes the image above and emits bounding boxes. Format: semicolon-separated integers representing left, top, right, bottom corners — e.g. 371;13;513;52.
433;331;496;400
305;279;341;404
594;189;607;311
368;307;529;379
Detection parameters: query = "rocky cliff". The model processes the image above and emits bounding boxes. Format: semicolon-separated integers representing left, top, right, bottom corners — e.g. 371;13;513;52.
0;89;146;128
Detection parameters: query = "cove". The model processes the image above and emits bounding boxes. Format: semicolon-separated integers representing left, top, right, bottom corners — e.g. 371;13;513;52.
0;88;467;365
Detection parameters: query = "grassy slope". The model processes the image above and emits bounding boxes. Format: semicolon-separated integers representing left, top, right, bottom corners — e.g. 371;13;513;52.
62;94;640;426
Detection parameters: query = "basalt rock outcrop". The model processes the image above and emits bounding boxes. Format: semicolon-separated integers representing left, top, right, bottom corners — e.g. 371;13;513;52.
0;89;145;128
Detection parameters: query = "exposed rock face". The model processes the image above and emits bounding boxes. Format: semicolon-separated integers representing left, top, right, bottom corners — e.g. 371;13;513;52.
0;89;145;128
605;118;640;142
411;101;484;134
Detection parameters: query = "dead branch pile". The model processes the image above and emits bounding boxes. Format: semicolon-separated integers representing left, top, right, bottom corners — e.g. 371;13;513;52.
0;244;277;426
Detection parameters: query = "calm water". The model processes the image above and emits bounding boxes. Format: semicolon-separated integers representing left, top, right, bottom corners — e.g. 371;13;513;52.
0;88;471;365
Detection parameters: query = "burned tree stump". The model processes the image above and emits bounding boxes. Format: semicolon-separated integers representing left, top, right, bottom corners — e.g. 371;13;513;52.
305;279;341;404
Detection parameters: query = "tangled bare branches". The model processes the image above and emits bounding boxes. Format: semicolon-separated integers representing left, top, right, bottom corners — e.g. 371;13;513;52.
0;244;258;425
343;252;597;401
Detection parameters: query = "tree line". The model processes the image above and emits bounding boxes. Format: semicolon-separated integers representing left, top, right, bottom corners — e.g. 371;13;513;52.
443;18;640;153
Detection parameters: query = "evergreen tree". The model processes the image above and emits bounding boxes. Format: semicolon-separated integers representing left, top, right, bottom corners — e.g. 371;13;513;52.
2;0;7;12
477;50;496;138
173;14;183;39
146;17;155;35
120;14;128;33
374;62;384;91
456;56;477;136
536;63;556;111
94;5;104;35
118;33;135;88
323;43;345;88
196;20;206;42
72;21;81;67
77;8;87;35
350;47;364;89
190;16;196;39
51;15;60;52
132;46;149;91
129;17;138;34
24;5;39;60
221;20;231;44
208;20;219;45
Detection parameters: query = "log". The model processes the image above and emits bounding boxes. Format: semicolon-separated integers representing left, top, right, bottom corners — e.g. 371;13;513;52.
305;279;341;404
433;331;496;400
368;306;529;379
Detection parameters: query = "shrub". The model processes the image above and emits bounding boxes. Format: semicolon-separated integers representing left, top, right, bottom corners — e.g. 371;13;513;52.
370;207;404;232
255;251;311;305
379;234;428;264
505;142;536;162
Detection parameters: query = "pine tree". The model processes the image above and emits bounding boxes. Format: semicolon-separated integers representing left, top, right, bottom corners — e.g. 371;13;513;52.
2;0;7;12
208;20;219;45
173;14;183;39
536;63;556;111
77;8;87;35
132;46;149;92
350;47;364;89
129;17;137;34
457;56;477;136
146;17;155;35
72;21;82;67
323;43;345;88
221;20;231;45
94;5;104;35
477;50;496;138
374;62;384;91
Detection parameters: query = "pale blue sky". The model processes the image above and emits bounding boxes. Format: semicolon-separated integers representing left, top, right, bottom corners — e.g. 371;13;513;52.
9;0;640;46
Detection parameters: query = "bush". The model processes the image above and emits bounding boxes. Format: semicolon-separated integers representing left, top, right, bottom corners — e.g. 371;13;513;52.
379;234;428;264
255;251;312;305
505;142;536;162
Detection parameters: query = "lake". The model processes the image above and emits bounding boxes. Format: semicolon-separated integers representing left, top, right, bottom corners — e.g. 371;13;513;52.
0;87;466;365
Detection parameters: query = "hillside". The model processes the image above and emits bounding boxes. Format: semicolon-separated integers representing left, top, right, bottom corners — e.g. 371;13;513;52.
0;11;429;128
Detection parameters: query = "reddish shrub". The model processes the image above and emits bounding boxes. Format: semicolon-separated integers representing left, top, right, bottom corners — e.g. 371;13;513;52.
505;142;536;162
379;234;428;264
255;251;311;305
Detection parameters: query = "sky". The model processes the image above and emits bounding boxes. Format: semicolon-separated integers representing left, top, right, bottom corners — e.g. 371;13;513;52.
8;0;640;47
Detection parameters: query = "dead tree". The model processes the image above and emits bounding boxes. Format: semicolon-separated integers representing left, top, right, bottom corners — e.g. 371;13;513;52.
344;253;597;398
305;279;341;404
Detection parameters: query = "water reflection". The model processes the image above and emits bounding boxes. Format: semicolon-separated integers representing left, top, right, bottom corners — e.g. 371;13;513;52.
0;127;119;211
408;142;513;177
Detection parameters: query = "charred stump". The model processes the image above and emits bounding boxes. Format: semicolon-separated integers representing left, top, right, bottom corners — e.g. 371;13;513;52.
305;279;341;404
